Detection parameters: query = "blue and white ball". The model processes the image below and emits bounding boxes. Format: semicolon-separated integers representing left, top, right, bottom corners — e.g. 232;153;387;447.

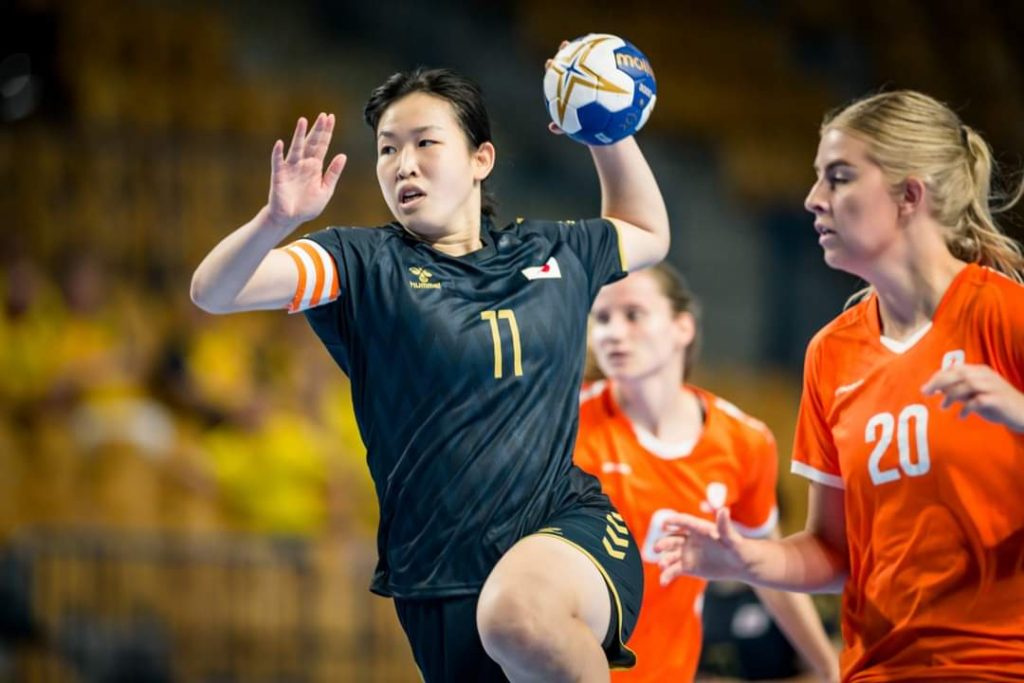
543;34;657;146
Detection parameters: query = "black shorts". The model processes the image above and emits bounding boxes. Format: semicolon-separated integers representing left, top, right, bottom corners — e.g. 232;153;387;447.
393;504;643;682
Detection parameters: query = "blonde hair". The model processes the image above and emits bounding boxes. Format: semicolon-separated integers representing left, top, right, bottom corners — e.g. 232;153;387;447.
824;90;1024;294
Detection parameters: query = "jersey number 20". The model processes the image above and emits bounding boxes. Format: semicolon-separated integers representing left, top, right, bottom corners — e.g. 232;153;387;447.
865;404;930;486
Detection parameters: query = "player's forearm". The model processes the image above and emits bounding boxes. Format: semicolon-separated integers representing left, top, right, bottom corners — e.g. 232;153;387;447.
590;137;669;249
190;206;298;313
744;531;848;594
752;585;840;682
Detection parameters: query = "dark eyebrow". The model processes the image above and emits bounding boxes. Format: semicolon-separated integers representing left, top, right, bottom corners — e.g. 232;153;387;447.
377;125;444;140
813;159;853;174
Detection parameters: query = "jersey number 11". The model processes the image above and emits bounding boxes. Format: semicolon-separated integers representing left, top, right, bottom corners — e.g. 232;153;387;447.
481;309;523;379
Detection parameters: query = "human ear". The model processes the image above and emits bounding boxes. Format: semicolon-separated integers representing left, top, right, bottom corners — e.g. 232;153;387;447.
675;311;696;349
473;141;496;181
898;177;926;217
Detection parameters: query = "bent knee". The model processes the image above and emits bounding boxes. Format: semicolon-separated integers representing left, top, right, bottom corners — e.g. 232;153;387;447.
477;581;556;661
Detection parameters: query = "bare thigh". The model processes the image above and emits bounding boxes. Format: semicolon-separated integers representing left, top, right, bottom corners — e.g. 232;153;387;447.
479;533;611;641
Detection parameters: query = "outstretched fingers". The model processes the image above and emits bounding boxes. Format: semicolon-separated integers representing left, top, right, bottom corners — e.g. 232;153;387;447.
270;139;286;174
714;508;738;548
652;513;708;586
304;113;334;161
657;544;695;586
285;116;308;163
923;364;994;412
322;153;348;193
922;365;966;402
653;509;745;586
661;512;719;538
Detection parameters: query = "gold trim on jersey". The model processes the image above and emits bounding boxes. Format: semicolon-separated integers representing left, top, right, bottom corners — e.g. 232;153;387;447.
603;512;630;559
609;220;629;272
529;532;637;671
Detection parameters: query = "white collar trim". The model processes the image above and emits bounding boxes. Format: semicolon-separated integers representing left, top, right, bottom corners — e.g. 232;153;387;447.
631;422;698;460
879;321;932;354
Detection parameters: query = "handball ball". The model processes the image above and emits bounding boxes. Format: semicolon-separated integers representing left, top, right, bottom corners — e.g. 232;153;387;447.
543;33;657;146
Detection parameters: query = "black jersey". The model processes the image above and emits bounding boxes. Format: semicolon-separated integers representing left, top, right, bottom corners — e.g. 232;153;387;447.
301;216;626;598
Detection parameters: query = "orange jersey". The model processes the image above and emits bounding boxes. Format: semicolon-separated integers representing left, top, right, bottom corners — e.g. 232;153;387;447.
575;382;779;682
792;264;1024;682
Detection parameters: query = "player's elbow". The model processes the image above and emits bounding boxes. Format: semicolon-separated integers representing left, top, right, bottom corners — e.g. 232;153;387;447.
810;534;849;593
189;272;231;314
630;200;671;260
618;218;670;270
648;227;670;263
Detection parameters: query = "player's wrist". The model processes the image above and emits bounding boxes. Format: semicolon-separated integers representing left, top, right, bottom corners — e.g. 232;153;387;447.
736;536;771;584
587;135;637;157
258;204;304;235
1006;390;1024;432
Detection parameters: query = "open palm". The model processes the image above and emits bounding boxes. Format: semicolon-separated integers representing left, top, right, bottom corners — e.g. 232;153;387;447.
268;113;348;227
654;508;751;586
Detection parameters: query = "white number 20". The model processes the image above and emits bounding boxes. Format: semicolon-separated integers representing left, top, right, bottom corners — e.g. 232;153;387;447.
865;404;930;486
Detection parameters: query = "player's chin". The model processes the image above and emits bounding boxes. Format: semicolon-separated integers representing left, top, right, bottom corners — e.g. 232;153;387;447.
822;249;869;278
599;364;640;383
820;247;850;272
398;215;443;239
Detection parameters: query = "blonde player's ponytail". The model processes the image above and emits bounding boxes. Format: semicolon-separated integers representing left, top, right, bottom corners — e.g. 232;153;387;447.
954;125;1024;280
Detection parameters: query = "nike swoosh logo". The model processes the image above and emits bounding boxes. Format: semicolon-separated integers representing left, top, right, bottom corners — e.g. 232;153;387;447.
834;379;864;396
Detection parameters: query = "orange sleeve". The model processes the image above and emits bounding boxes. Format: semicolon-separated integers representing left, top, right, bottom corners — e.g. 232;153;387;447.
573;390;604;477
989;273;1024;390
791;336;844;489
279;239;341;313
731;426;779;538
572;436;601;477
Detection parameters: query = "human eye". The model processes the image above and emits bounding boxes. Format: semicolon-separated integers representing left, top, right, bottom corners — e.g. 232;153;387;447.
418;139;438;148
379;144;396;156
625;308;644;323
826;169;850;189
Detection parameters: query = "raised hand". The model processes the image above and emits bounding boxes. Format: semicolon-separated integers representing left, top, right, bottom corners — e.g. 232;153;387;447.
654;508;752;586
922;363;1024;432
268;113;348;229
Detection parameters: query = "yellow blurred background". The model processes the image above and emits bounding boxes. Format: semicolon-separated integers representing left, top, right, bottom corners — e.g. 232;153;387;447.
1;0;1021;680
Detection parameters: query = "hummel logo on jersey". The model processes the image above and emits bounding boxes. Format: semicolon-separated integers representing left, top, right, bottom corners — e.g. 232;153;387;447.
834;378;864;396
942;349;965;370
521;257;561;280
408;267;441;290
699;482;728;513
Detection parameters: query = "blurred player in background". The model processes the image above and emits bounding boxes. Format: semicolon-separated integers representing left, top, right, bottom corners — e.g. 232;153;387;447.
576;263;839;682
190;63;669;682
657;90;1024;682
